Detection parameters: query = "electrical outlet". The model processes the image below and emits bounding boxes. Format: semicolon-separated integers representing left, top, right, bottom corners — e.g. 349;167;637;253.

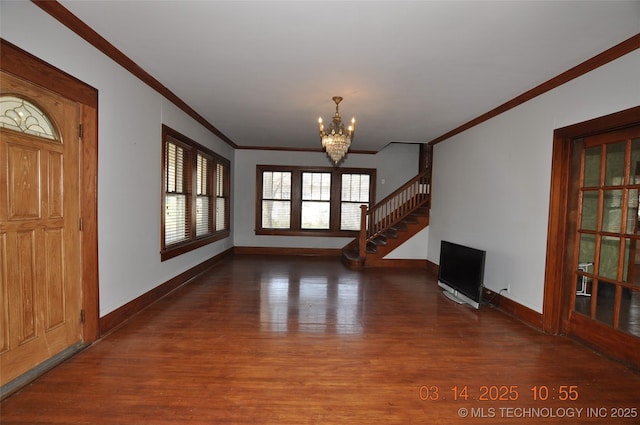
507;283;511;293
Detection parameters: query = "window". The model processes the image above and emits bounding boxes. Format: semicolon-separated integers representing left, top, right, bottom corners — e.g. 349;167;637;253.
162;125;230;260
256;165;375;236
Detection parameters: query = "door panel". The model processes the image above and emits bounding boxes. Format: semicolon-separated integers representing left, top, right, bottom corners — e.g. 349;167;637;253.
0;71;82;386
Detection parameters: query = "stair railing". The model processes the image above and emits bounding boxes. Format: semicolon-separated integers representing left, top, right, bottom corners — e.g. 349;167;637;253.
357;169;431;259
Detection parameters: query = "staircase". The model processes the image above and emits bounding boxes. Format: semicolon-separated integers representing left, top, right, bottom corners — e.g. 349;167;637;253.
342;169;431;269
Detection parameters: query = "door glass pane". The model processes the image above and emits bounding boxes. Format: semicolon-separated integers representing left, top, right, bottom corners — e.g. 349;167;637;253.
580;191;598;231
626;189;639;235
604;142;625;186
584;146;601;187
630;138;640;184
602;189;623;233
594;281;616;327
578;233;596;265
598;236;620;280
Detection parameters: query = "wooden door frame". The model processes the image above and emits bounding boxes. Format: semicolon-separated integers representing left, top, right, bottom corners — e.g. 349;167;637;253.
543;106;640;338
1;39;100;342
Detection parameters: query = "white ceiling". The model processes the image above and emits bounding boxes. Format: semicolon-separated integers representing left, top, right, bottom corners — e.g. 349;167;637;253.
58;1;640;152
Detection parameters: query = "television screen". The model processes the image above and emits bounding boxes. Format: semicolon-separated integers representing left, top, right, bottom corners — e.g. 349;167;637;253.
438;240;486;308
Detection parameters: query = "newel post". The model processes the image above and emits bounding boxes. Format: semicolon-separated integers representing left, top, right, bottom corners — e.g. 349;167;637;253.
359;205;368;260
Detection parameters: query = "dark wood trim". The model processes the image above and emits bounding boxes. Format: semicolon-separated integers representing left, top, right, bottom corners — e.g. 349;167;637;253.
99;248;233;336
425;259;439;277
428;33;640;146
542;133;574;334
0;39;97;108
483;288;544;330
255;165;377;236
544;107;640;368
365;258;428;269
568;313;640;368
80;103;100;342
428;259;543;329
233;246;341;257
554;106;640;139
31;0;237;149
1;38;100;343
544;106;640;335
237;145;378;155
160;125;231;261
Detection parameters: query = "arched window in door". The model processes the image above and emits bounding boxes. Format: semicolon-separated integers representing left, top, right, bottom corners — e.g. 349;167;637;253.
0;95;59;141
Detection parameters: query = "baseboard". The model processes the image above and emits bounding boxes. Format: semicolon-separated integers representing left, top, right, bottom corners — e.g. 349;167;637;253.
427;259;542;330
233;246;341;257
483;287;543;330
426;259;439;276
99;248;233;336
366;258;428;268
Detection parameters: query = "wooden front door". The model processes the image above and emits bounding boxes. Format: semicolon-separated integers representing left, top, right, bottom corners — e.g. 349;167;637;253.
0;71;83;386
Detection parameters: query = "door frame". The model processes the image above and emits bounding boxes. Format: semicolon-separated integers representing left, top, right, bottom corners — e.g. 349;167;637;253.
544;105;640;365
1;39;99;342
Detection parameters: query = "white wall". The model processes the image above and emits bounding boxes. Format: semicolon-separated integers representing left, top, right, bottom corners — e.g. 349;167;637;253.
234;142;419;249
429;50;640;313
1;2;235;317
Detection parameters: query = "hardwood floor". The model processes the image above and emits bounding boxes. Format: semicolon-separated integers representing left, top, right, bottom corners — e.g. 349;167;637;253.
2;255;640;424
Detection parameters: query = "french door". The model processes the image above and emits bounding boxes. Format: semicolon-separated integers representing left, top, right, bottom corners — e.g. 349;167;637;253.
569;125;640;357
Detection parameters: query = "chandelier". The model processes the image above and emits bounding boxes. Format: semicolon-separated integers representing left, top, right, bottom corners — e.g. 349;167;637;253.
318;96;355;165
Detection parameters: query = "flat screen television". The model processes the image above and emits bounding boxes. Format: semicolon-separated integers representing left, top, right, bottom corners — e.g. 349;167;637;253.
437;240;486;309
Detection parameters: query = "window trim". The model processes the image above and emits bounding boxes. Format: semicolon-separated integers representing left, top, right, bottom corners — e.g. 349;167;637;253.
161;125;230;261
255;165;376;237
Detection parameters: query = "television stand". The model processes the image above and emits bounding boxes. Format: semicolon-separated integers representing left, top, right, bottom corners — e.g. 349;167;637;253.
442;289;467;305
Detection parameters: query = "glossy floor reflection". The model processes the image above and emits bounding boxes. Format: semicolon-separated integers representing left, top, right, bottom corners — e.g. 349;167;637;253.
3;255;640;425
260;272;363;334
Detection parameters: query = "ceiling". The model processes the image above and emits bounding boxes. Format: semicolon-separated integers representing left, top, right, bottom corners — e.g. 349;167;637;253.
58;1;640;152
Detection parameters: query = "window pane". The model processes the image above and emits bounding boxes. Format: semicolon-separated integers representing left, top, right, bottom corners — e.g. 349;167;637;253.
216;163;225;196
165;194;188;245
0;95;58;140
166;142;185;193
263;172;291;199
340;203;362;231
197;154;209;195
342;174;370;202
262;200;291;228
301;201;330;229
302;172;330;200
216;197;226;231
196;196;211;236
